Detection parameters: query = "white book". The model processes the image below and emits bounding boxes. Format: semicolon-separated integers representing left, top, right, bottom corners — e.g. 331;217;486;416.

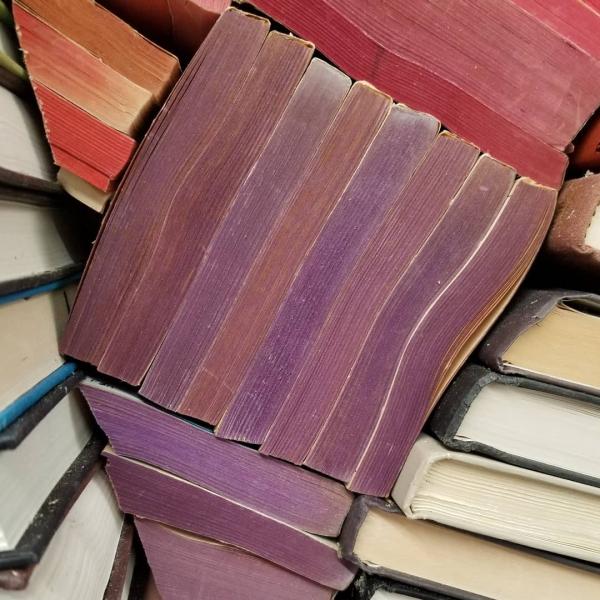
3;470;124;600
392;434;600;563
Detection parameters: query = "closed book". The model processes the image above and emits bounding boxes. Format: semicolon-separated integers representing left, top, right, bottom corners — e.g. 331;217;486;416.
543;174;600;290
0;194;86;295
246;0;600;186
0;435;102;572
80;379;352;537
0;85;57;192
104;448;357;590
479;289;600;395
429;364;600;487
340;496;600;600
136;518;334;600
340;573;454;600
1;470;124;599
392;434;600;564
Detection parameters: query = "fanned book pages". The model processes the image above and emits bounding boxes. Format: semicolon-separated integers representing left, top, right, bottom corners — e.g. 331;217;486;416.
136;519;335;600
61;7;558;497
543;174;600;290
340;496;600;600
246;0;600;187
479;289;600;395
392;435;600;563
429;365;600;487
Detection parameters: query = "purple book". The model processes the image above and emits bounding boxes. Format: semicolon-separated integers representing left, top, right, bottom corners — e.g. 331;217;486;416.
216;103;440;443
261;132;479;464
80;379;352;537
304;155;515;483
104;450;357;590
152;81;392;424
136;518;334;600
61;9;271;365
346;179;556;495
140;58;351;410
96;30;314;384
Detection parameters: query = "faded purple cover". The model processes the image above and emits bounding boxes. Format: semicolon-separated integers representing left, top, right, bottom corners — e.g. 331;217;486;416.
80;382;352;536
104;452;357;590
217;103;440;442
478;288;600;373
136;518;334;600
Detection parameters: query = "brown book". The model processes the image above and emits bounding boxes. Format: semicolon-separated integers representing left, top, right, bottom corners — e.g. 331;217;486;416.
543;173;600;289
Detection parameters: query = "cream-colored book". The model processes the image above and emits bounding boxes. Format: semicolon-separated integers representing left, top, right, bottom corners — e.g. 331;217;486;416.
392;434;600;563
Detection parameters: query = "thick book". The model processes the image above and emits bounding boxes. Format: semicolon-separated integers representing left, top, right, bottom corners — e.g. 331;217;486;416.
479;289;600;395
104;448;357;590
340;496;600;600
0;195;86;295
136;518;334;600
392;434;600;563
0;280;80;430
2;470;124;599
429;364;600;487
0;435;102;572
246;0;600;187
543;174;600;290
80;379;353;537
62;8;558;497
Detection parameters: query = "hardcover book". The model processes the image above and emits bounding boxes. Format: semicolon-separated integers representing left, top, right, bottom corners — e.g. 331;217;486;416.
392;435;600;563
429;364;600;487
2;470;124;599
543;174;600;290
340;496;600;600
0;281;79;431
479;289;600;394
0;194;86;295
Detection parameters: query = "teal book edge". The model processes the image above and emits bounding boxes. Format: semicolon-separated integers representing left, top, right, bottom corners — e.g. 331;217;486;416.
0;362;78;432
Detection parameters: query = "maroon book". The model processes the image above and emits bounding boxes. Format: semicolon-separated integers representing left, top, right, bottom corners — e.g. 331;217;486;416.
136;519;334;600
104;449;357;590
246;0;600;187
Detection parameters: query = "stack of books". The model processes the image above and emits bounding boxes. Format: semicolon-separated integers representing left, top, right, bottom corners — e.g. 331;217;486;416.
3;1;600;599
12;0;180;211
51;3;600;599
